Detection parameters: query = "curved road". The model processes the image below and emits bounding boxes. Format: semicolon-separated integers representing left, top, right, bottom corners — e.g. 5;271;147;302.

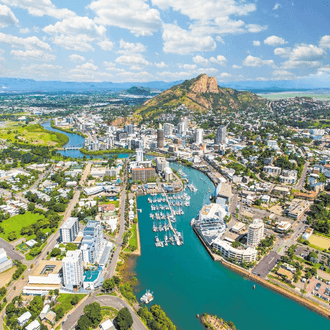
62;295;147;330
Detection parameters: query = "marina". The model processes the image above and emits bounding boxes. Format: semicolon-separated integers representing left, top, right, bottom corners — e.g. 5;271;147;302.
135;162;330;330
148;192;191;247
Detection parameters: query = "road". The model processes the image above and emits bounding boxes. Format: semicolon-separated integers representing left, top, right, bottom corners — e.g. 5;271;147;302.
0;238;24;261
294;161;309;190
62;294;147;330
105;161;127;278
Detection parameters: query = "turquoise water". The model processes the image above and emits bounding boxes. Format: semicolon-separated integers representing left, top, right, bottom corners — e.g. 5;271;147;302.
41;122;129;159
135;163;330;330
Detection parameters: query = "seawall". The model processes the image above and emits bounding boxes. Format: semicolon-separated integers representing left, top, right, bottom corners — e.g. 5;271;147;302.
192;225;330;320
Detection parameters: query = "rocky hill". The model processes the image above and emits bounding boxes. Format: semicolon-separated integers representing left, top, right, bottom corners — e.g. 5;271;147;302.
135;74;266;119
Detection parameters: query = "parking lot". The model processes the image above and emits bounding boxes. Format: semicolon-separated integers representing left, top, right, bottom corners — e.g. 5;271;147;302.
307;277;330;302
253;251;281;278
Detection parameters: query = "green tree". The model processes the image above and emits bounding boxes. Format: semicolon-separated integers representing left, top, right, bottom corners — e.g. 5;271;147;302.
55;307;65;320
71;295;80;305
116;307;133;330
84;302;102;328
102;279;115;292
28;203;35;212
77;315;92;330
29;296;44;315
50;248;61;257
7;231;17;241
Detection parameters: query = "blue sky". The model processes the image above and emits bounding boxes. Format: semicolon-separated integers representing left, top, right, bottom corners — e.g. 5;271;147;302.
0;0;329;83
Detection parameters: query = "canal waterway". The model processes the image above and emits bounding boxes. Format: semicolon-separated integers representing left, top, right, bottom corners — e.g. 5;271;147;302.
135;162;329;330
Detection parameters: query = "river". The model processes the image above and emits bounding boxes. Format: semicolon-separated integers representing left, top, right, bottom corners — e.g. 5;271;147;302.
135;162;329;330
42;121;129;159
41;123;329;329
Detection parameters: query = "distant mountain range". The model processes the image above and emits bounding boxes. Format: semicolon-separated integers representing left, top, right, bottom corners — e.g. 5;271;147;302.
0;77;182;93
135;74;266;119
0;76;330;94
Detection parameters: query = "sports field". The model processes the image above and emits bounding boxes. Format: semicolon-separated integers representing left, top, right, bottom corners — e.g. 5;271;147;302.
309;234;330;250
0;211;45;241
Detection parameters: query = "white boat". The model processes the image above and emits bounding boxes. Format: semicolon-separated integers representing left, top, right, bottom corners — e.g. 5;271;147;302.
140;290;154;304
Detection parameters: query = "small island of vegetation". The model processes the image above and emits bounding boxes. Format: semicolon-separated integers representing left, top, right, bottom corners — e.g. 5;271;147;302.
201;313;237;330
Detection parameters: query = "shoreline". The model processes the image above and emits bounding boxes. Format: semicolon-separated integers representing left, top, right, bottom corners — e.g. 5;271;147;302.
192;225;330;320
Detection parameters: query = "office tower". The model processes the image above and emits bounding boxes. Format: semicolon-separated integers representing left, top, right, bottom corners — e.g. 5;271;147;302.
157;129;165;148
215;125;226;144
124;124;135;134
164;123;174;137
195;128;203;144
136;148;144;163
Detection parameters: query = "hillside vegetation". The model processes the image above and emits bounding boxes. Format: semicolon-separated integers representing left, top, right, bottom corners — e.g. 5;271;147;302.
135;74;266;120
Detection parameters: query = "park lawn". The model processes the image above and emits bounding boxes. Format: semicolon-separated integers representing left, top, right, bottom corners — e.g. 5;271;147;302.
54;294;86;314
128;224;138;249
101;306;118;321
0;211;44;241
0;122;67;146
309;234;330;250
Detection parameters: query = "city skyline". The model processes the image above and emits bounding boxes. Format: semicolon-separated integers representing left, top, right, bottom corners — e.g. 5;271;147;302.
0;0;329;84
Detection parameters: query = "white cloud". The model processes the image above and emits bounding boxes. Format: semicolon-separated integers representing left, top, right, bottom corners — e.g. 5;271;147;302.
71;62;98;73
232;64;242;69
243;55;275;67
0;4;18;28
216;36;225;44
282;60;322;69
20;27;30;34
10;49;56;61
218;72;231;78
69;54;85;63
210;55;227;66
163;24;216;55
253;40;260;46
274;47;291;57
273;69;293;77
193;55;209;66
273;3;282;10
115;55;149;66
43;16;108;52
154;61;167;68
264;35;288;46
98;39;114;51
246;24;267;33
183;64;197;70
0;32;51;50
118;39;146;54
152;0;256;21
89;0;162;37
290;44;326;61
320;35;330;49
0;0;75;19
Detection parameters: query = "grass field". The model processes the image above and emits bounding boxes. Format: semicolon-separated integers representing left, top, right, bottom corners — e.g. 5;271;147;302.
54;293;86;315
0;122;68;146
128;223;138;249
309;234;330;250
0;211;44;241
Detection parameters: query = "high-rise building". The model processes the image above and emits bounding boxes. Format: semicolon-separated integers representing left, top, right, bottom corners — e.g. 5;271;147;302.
195;128;203;145
215;125;226;144
62;250;84;290
247;219;264;247
132;168;156;181
164;123;174;137
124;124;135;134
80;221;104;264
178;122;185;134
157;129;165;148
155;157;169;173
136;149;144;163
60;217;79;243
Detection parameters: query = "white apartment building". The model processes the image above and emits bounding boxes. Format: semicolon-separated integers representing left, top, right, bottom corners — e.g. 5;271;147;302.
195;128;203;145
62;250;84;290
263;166;281;176
212;238;257;263
247;219;264;247
60;217;79;243
136;148;144;163
155;157;169;173
163;123;174;137
215;125;226;144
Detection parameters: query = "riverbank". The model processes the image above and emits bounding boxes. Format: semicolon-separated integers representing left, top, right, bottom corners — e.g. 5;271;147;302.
192;225;330;320
200;314;236;330
79;148;134;156
50;121;87;138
